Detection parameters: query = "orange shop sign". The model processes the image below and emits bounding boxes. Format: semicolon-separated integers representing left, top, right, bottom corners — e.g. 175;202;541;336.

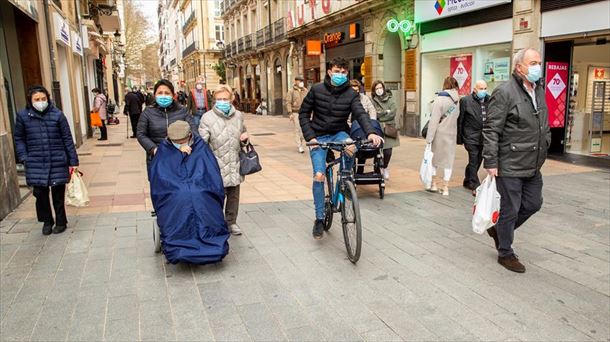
324;31;343;46
306;40;322;56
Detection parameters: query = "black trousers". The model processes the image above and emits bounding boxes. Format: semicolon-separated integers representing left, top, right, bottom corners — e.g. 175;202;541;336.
129;113;140;137
383;148;392;168
463;144;483;189
100;119;108;139
495;172;543;257
33;185;67;226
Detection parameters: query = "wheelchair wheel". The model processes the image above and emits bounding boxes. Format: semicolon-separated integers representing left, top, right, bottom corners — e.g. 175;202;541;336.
153;220;161;253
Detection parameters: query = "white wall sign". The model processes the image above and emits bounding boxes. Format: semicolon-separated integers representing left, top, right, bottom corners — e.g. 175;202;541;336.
72;31;83;56
53;12;70;46
415;0;511;23
81;25;90;51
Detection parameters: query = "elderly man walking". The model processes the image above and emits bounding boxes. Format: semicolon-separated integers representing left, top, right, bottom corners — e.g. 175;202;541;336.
458;79;490;195
285;76;308;153
483;48;551;273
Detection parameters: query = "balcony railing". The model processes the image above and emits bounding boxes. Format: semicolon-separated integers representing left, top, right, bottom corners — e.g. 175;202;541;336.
238;37;245;51
256;29;264;48
264;25;272;44
170;58;176;66
244;34;252;51
182;11;196;33
230;41;237;56
182;42;197;58
273;18;285;41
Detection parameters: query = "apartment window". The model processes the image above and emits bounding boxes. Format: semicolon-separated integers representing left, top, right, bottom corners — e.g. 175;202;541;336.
215;24;225;43
214;0;221;17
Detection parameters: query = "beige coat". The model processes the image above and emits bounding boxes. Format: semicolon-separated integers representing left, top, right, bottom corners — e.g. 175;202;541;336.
426;89;460;169
360;94;377;120
199;107;246;187
93;94;107;120
285;85;307;114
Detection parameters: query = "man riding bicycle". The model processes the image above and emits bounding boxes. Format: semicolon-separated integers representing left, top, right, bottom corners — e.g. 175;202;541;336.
299;57;383;240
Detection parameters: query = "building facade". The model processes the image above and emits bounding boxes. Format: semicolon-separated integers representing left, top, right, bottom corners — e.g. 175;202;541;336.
0;0;123;219
158;0;224;95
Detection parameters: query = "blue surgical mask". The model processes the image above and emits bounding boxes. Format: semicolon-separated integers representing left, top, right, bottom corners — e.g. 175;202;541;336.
215;100;231;114
172;142;183;150
476;90;487;99
156;95;173;108
526;64;542;83
330;73;348;86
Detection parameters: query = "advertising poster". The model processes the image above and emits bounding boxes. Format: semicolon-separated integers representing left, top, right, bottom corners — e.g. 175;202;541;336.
484;57;510;83
545;62;569;128
450;55;472;96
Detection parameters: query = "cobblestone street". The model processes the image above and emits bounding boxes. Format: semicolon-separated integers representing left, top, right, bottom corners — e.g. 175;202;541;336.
1;115;609;341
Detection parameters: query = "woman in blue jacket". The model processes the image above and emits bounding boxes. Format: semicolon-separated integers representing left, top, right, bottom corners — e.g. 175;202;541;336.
14;85;79;235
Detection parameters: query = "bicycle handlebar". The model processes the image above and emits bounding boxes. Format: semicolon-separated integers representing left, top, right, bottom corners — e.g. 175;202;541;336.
306;138;373;148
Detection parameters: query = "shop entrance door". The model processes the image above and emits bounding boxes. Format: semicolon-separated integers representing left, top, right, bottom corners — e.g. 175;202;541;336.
590;80;609;155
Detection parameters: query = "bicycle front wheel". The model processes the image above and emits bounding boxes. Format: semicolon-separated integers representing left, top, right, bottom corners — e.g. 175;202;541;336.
341;180;362;263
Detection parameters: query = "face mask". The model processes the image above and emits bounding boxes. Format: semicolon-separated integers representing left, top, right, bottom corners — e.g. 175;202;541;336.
196;84;203;90
330;73;348;86
172;142;188;150
32;101;48;112
476;90;487;99
156;95;173;108
525;64;542;83
215;100;231;114
298;82;304;88
375;88;384;97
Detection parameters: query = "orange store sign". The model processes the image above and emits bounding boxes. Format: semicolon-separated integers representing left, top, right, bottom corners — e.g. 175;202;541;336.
306;40;321;56
323;31;343;46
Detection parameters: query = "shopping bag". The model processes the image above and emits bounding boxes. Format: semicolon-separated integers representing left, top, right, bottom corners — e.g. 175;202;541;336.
472;175;501;234
419;144;434;189
239;143;262;176
90;112;102;127
66;168;90;207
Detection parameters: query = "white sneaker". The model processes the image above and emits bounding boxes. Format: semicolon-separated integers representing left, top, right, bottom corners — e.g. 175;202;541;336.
229;224;242;235
298;146;305;153
383;169;390;180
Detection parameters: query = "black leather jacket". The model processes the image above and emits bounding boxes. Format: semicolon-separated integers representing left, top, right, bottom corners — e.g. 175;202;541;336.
483;73;551;178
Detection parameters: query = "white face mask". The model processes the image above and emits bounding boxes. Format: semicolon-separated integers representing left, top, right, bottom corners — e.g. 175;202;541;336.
375;88;384;97
196;84;203;90
33;101;49;112
298;82;304;88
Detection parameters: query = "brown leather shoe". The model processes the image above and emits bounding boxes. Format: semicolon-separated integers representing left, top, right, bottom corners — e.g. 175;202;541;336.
487;226;499;249
498;255;526;273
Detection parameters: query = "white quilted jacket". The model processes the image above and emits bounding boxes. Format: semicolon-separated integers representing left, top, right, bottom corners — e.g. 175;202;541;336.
199;107;246;187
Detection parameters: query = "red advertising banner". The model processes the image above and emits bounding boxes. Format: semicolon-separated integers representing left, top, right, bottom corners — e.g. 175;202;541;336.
450;55;472;96
545;62;569;128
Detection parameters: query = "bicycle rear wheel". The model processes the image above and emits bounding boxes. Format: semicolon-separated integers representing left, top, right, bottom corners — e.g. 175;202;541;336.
341;180;362;263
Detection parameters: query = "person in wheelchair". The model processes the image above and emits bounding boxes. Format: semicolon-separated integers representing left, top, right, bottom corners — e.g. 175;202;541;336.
149;120;230;264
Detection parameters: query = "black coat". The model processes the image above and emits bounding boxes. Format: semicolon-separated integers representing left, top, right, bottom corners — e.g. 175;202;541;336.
299;75;375;141
124;91;144;115
136;101;197;157
483;73;551;178
458;93;490;146
14;105;79;187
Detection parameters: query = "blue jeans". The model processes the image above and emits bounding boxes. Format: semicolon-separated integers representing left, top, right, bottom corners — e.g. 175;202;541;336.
310;132;353;220
193;110;204;128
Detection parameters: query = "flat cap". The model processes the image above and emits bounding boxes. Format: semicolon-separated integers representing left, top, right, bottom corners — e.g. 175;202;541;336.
295;76;305;81
167;120;191;141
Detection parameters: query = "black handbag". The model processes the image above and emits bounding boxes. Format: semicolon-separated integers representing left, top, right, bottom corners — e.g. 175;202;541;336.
239;143;262;176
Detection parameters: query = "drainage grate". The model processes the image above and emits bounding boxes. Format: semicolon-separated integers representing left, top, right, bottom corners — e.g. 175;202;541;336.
251;133;276;137
95;143;124;147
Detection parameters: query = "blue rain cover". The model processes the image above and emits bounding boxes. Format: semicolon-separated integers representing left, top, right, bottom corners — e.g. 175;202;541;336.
350;119;384;140
150;136;229;264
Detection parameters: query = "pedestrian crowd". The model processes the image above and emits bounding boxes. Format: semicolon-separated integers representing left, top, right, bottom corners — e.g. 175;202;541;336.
14;47;549;273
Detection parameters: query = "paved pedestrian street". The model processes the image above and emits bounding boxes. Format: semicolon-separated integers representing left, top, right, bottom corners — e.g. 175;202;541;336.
1;115;608;341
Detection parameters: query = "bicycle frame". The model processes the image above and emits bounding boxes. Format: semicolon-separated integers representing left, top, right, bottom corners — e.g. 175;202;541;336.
325;150;353;211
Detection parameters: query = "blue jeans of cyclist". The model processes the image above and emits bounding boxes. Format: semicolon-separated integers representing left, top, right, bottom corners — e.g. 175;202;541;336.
310;131;354;220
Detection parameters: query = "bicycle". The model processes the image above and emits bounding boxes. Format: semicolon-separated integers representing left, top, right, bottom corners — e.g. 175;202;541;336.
307;138;371;263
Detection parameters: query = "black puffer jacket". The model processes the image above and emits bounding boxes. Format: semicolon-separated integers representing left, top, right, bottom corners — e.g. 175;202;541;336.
124;91;144;115
137;101;196;157
299;75;375;141
483;73;551;178
458;92;490;146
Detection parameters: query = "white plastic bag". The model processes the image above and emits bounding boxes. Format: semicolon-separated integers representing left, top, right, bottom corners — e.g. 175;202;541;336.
66;169;90;207
472;175;501;234
419;144;434;189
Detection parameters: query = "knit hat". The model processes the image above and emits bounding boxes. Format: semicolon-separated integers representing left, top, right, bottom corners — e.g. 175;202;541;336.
167;121;191;141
